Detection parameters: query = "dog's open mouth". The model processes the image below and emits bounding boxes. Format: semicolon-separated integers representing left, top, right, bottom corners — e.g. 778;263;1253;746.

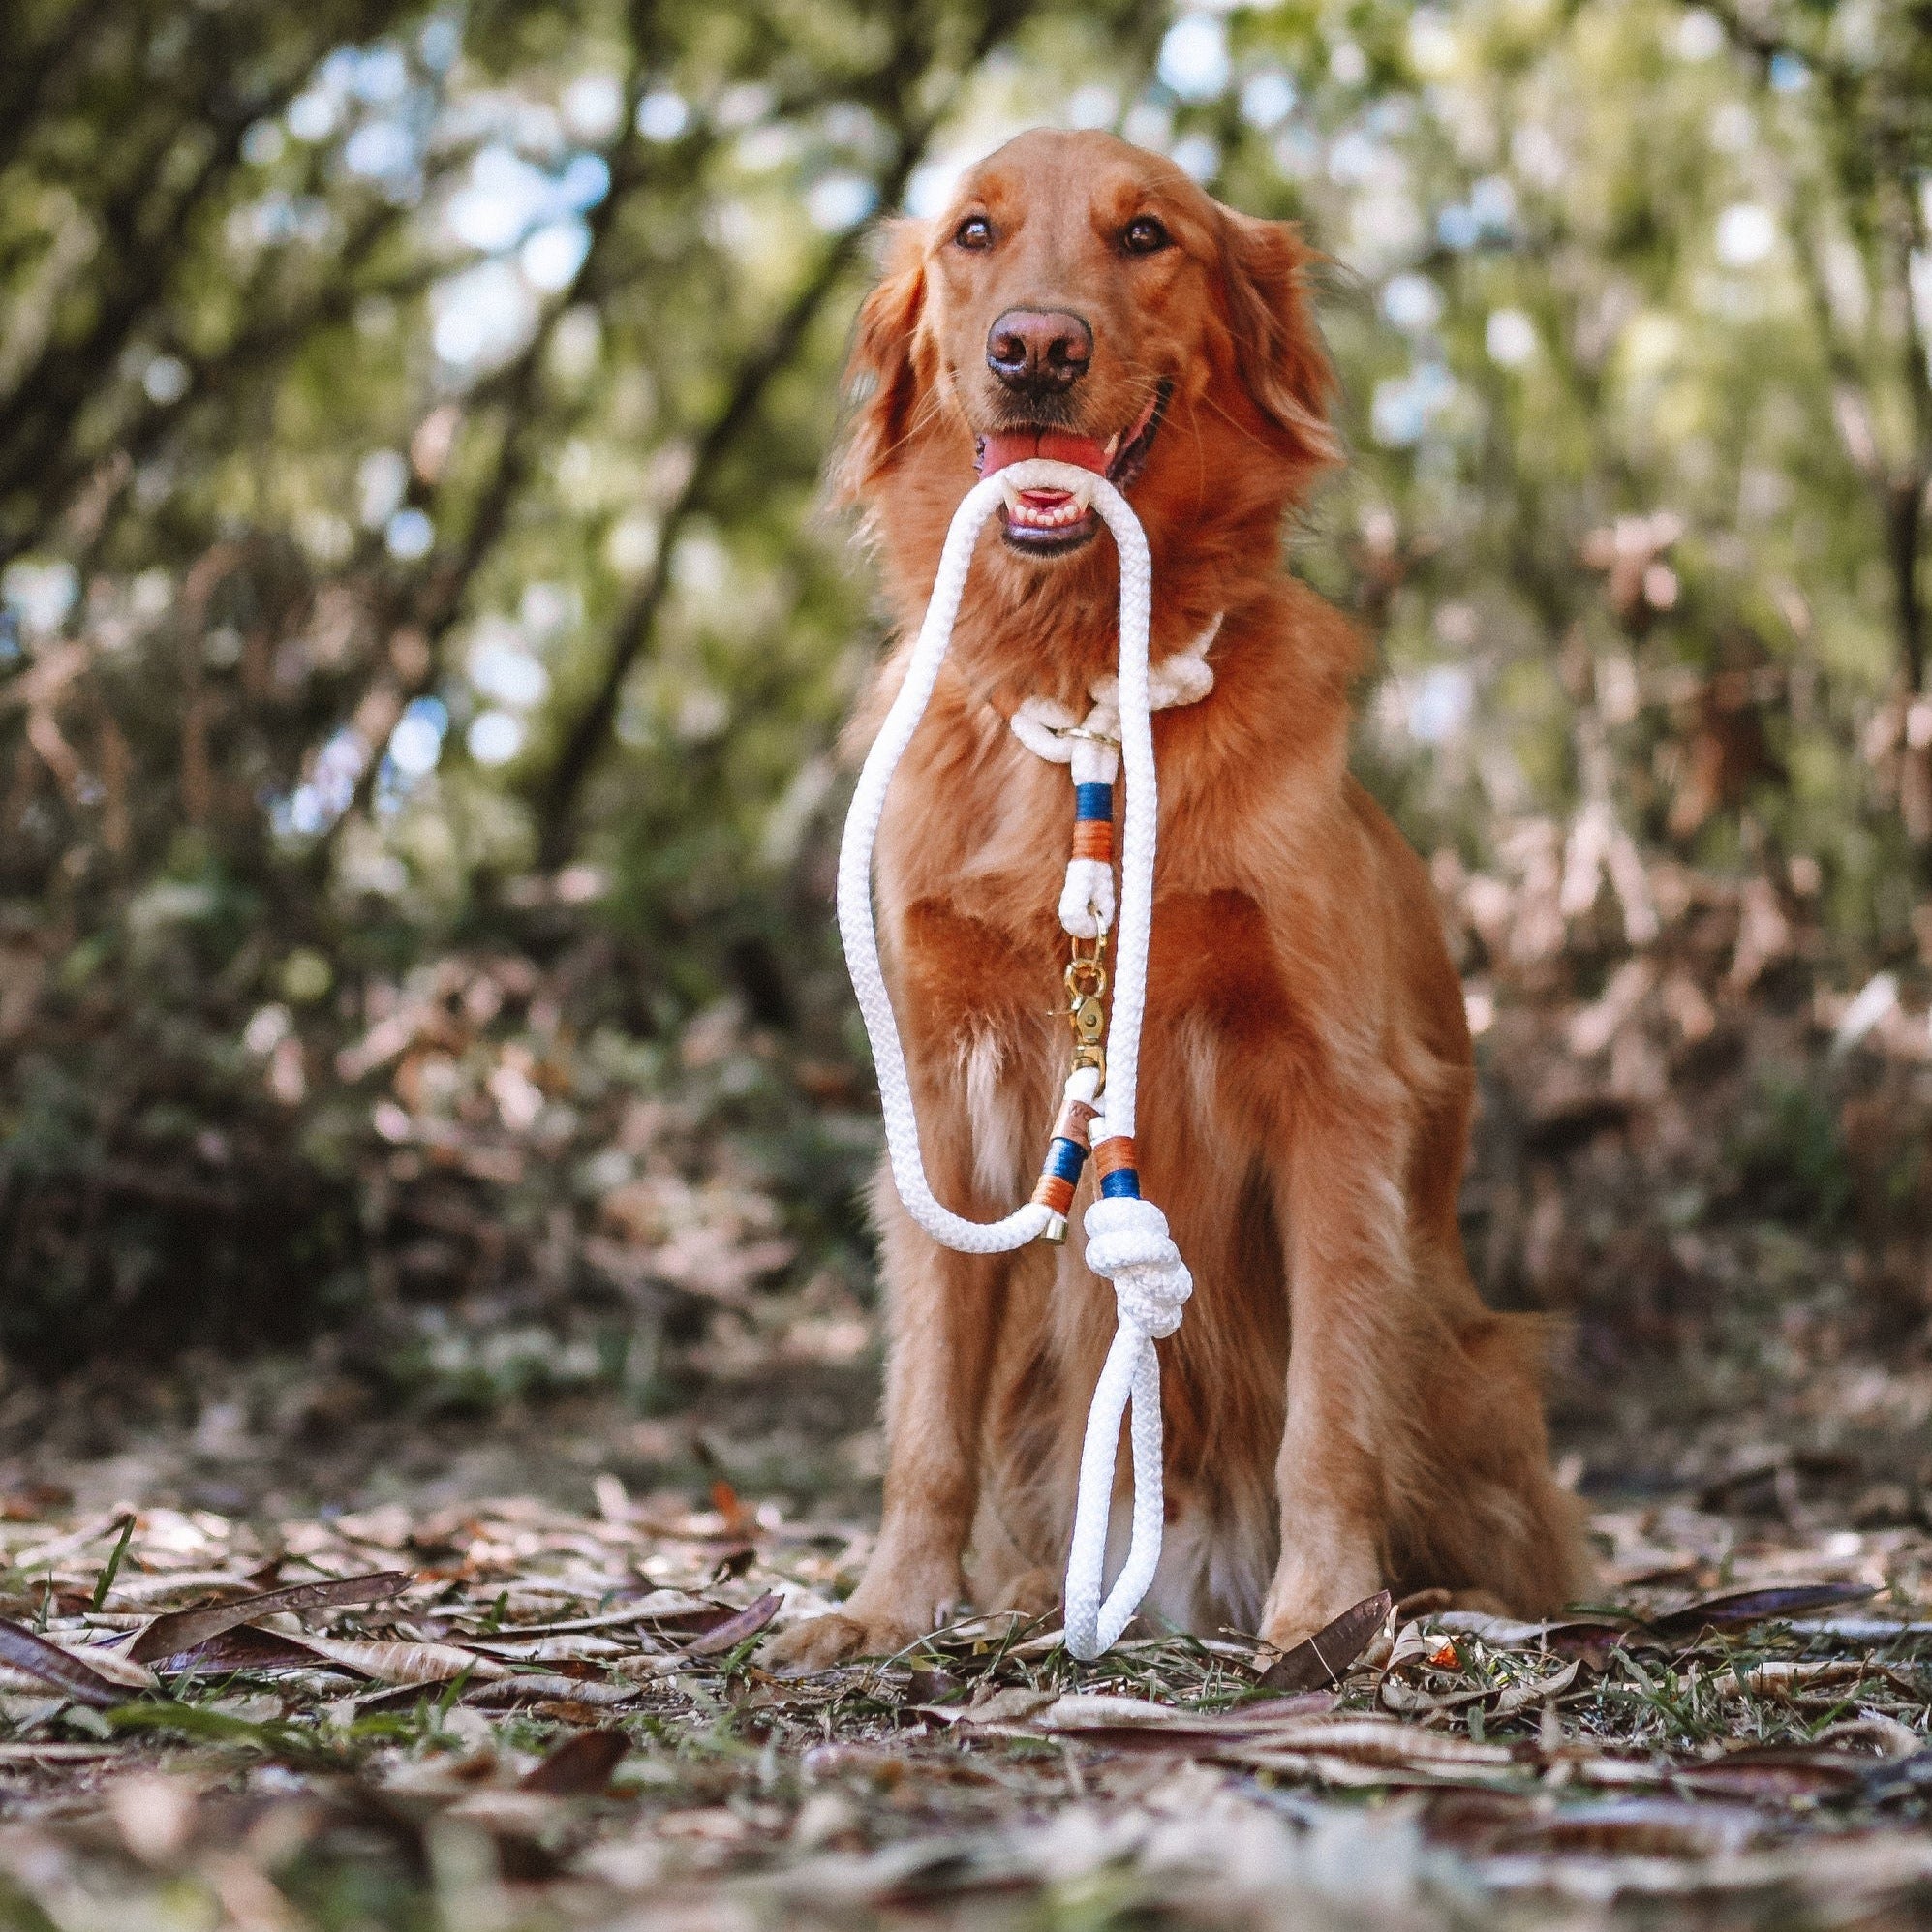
972;382;1171;554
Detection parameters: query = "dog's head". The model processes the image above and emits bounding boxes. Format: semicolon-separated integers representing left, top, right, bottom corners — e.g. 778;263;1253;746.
840;129;1335;599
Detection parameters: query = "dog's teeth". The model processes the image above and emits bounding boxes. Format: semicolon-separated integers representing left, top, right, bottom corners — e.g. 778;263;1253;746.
1103;432;1120;461
1009;495;1090;534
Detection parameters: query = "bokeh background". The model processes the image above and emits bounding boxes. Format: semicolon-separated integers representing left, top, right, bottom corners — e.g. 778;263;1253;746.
2;0;1929;1501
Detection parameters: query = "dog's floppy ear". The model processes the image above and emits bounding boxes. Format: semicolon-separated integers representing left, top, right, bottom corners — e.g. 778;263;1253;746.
835;219;930;502
1218;210;1339;467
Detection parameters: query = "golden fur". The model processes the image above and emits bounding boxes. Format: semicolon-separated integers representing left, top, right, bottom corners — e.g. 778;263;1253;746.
769;129;1590;1671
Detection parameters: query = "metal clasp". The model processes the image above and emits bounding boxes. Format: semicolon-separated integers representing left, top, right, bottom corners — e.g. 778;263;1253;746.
1064;928;1110;1086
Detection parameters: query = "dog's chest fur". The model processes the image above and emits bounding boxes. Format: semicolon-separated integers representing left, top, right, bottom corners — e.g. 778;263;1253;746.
897;820;1295;1206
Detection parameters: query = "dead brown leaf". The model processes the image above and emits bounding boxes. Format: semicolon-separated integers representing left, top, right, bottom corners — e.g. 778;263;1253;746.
518;1728;629;1795
680;1590;781;1658
0;1619;129;1708
1643;1581;1878;1639
129;1570;413;1664
1256;1590;1392;1694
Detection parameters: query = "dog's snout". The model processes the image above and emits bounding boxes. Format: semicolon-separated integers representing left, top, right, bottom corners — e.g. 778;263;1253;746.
986;309;1092;393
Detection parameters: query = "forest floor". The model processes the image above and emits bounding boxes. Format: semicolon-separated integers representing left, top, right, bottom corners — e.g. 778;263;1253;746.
1;1286;1932;1932
3;848;1932;1926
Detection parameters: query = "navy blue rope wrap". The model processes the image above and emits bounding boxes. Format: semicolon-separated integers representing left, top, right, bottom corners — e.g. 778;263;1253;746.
1043;1138;1087;1185
1099;1167;1142;1200
1073;782;1114;821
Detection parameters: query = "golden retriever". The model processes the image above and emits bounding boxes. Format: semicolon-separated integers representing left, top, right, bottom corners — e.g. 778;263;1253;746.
770;128;1589;1671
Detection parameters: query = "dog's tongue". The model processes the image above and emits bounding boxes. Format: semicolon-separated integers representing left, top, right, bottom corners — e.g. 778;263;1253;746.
978;428;1110;479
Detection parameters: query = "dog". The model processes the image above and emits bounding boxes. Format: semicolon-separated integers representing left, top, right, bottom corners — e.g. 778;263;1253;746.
769;128;1590;1672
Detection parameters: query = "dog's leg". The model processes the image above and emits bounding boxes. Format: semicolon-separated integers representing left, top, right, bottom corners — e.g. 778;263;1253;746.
1257;1086;1422;1653
767;1181;1007;1671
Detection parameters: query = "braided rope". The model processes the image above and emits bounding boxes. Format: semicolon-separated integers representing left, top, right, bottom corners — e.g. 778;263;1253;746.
837;457;1194;1659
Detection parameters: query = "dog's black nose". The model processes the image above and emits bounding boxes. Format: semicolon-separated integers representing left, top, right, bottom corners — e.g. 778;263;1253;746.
986;309;1092;392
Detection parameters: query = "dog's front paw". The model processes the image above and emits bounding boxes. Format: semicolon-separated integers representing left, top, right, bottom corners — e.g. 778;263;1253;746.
1258;1564;1384;1659
765;1610;919;1675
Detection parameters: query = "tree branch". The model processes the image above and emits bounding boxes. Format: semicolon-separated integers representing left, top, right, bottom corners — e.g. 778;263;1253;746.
1707;0;1929;705
0;0;399;558
529;0;1051;862
529;229;874;866
0;0;121;176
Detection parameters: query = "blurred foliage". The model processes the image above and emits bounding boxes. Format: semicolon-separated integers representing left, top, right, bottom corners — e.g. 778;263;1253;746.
0;0;1927;1369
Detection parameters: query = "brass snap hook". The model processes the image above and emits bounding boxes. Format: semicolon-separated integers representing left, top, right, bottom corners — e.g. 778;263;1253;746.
1064;928;1110;1083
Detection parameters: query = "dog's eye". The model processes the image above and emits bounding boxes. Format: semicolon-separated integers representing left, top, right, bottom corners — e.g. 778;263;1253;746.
954;214;995;251
1122;216;1171;256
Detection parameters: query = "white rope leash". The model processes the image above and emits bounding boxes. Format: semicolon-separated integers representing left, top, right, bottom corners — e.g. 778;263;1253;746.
838;458;1204;1659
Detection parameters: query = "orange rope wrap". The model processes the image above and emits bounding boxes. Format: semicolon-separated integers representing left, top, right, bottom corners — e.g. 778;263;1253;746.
1071;819;1113;862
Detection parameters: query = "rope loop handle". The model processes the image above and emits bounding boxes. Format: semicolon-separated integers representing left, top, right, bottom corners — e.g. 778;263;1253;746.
836;457;1184;1658
1064;1193;1191;1655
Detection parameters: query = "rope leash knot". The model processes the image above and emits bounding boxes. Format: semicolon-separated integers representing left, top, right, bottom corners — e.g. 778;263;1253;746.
1084;1195;1192;1339
838;456;1211;1660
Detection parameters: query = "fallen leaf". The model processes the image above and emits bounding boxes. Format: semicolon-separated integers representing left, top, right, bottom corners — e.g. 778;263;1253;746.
1490;1655;1581;1716
1671;1747;1871;1799
904;1668;964;1705
1035;1693;1178;1729
297;1635;507;1685
1236;1716;1516;1767
1187;1692;1339;1730
1643;1582;1878;1639
0;1742;120;1762
462;1619;643;1655
681;1590;781;1658
1727;1657;1884;1700
1786;1617;1932;1641
1257;1591;1393;1693
1009;1691;1338;1749
0;1618;129;1708
452;1592;733;1641
1813;1714;1923;1760
955;1685;1059;1727
161;1625;353;1673
46;1636;156;1692
461;1674;639;1709
1434;1609;1632;1658
10;1513;136;1573
128;1570;413;1663
518;1728;629;1795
